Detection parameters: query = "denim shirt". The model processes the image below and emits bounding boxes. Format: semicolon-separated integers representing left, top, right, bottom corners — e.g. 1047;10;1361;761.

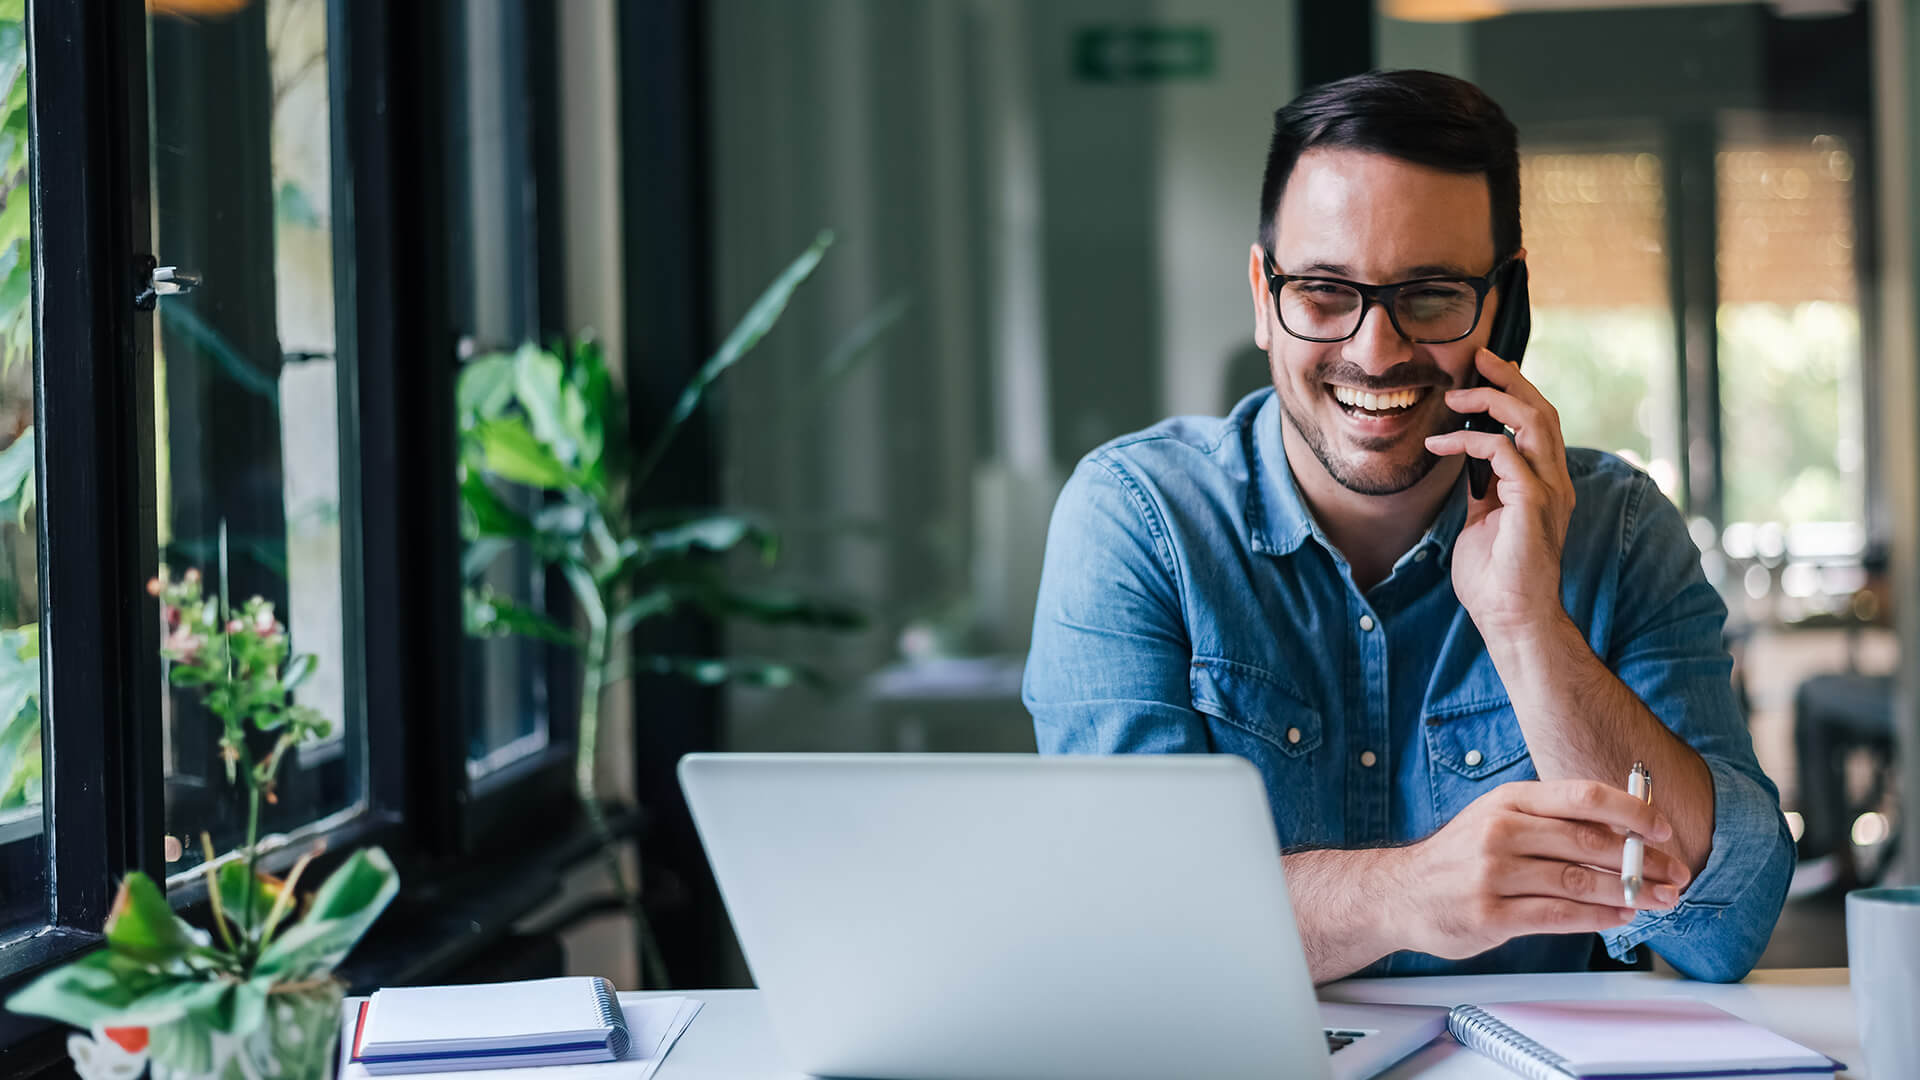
1024;389;1793;982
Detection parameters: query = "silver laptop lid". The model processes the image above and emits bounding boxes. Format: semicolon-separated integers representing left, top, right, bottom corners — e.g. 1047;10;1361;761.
679;753;1333;1080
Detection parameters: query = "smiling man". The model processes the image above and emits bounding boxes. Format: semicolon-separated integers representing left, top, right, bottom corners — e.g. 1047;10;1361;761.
1023;70;1792;982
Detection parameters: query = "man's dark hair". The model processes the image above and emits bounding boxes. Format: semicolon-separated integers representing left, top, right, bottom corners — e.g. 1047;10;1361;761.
1257;69;1520;265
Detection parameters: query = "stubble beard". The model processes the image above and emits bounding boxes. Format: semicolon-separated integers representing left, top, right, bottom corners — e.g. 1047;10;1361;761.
1275;386;1457;497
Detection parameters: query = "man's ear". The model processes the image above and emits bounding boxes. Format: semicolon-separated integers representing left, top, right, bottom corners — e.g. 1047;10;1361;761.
1248;243;1271;352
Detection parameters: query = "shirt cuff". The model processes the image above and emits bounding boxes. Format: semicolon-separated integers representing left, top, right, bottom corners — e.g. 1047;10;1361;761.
1600;756;1792;976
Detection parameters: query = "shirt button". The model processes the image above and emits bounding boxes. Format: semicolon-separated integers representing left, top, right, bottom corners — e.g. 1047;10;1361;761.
1414;549;1429;562
1286;727;1302;745
1358;614;1375;632
1464;749;1483;767
1360;750;1377;767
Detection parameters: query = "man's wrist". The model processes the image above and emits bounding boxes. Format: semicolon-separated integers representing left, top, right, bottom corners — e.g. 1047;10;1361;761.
1476;604;1581;667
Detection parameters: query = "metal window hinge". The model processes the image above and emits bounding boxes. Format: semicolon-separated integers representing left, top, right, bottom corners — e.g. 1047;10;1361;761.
134;255;203;311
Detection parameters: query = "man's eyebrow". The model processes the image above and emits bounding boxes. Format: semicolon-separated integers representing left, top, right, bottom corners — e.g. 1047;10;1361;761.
1283;260;1481;280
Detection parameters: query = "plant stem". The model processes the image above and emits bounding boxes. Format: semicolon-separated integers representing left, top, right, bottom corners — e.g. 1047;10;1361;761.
576;608;669;989
242;779;261;965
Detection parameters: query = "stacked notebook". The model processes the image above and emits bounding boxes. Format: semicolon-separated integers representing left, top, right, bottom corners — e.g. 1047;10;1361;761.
340;977;701;1078
1448;998;1843;1080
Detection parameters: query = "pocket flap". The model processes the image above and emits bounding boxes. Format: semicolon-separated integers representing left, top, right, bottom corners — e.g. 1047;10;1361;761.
1189;657;1320;757
1424;698;1530;779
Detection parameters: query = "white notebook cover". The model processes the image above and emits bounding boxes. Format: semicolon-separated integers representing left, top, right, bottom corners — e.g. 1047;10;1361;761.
1449;998;1841;1078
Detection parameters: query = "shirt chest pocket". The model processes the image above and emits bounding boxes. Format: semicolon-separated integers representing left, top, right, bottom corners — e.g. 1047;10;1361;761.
1423;698;1537;822
1189;657;1330;845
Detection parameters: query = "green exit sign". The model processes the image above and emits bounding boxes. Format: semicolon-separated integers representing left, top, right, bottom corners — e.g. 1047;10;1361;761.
1073;26;1215;84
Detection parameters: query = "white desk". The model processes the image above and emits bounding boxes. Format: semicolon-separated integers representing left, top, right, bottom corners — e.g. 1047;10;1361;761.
639;968;1863;1078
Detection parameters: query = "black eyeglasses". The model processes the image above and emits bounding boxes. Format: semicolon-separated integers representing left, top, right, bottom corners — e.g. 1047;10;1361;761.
1262;252;1515;344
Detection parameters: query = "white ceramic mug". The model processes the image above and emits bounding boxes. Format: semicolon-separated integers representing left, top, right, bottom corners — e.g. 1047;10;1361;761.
1846;885;1920;1078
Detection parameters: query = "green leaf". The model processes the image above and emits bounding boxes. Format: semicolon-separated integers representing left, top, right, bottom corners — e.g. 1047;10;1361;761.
513;343;575;464
472;417;574;491
560;562;605;632
281;653;316;693
641;514;779;562
193;979;268;1035
211;861;282;941
571;339;623;480
104;872;200;965
461;537;512;581
6;950;199;1030
168;665;213;687
464;587;580;647
254;848;399;980
456;353;517;425
611;589;676;636
632;231;833;488
635;654;817;689
809;290;912;401
460;471;535;539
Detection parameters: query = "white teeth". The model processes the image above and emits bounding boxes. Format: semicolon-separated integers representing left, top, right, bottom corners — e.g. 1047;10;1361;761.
1332;386;1423;412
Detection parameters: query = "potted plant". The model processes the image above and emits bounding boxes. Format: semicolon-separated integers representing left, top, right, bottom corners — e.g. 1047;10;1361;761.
460;231;884;986
6;568;398;1080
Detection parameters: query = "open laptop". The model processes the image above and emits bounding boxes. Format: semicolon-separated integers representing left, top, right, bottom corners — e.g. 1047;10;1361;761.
679;753;1447;1080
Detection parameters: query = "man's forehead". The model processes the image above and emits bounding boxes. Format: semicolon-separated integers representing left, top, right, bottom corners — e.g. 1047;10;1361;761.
1272;148;1496;278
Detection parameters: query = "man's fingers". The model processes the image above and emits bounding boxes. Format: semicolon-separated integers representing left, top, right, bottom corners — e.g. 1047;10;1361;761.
1507;816;1692;890
1471;346;1557;418
1499;856;1680;911
1500;779;1674;844
1441;386;1566;465
1423;429;1538;490
1499;896;1639;936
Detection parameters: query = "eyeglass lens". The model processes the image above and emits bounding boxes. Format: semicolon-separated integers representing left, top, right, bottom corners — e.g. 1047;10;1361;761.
1278;279;1480;342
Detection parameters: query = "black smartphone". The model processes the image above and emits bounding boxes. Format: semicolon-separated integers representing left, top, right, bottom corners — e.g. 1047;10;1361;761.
1462;259;1530;500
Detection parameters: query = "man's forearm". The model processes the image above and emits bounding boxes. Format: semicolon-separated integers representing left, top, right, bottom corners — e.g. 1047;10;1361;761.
1281;847;1405;983
1484;612;1716;877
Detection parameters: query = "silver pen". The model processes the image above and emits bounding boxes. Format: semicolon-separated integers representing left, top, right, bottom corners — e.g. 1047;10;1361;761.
1621;761;1652;906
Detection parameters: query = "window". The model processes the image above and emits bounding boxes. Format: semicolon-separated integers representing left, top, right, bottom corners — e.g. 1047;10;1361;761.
1716;137;1865;538
1521;149;1684;500
147;0;366;878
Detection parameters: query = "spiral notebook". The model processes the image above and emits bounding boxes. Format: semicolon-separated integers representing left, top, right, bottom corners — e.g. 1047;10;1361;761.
1447;998;1842;1080
352;977;631;1075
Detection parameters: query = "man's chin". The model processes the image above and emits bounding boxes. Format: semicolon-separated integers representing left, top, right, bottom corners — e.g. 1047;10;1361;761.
1323;446;1442;497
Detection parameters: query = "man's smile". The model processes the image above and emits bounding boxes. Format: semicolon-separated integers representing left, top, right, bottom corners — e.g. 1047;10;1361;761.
1325;383;1443;436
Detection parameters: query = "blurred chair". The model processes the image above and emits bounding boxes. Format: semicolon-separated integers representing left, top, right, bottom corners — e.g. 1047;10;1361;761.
1791;555;1900;891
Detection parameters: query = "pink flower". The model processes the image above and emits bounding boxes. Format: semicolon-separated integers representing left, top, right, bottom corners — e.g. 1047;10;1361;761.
226;619;244;634
253;607;276;633
163;625;205;662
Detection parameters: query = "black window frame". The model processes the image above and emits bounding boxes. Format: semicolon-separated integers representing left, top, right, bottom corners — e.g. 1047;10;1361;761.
0;0;622;1067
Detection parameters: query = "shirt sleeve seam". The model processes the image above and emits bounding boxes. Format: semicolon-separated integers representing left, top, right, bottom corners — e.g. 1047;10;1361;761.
1090;453;1187;612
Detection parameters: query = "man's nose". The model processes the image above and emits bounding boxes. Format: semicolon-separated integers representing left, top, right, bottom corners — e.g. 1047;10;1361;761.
1342;300;1413;372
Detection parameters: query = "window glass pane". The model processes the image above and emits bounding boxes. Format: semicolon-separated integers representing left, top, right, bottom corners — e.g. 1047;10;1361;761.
1716;138;1865;539
0;1;42;930
150;0;365;878
450;0;553;779
1521;150;1683;500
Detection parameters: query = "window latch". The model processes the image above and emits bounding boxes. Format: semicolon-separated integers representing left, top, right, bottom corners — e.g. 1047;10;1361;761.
134;256;203;311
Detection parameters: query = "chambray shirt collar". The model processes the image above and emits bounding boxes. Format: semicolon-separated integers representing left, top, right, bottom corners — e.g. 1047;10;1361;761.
1246;389;1470;563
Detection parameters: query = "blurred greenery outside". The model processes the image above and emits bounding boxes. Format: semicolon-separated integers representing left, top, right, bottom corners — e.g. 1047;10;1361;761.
0;0;35;819
1528;300;1861;534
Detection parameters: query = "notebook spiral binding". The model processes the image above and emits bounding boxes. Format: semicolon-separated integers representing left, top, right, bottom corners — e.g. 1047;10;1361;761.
593;977;631;1058
1447;1005;1572;1080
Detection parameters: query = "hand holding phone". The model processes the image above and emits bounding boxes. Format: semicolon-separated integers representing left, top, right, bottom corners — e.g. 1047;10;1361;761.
1462;259;1530;500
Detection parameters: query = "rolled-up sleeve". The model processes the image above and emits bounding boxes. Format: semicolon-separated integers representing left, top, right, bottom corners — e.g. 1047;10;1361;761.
1597;477;1794;982
1024;455;1206;755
